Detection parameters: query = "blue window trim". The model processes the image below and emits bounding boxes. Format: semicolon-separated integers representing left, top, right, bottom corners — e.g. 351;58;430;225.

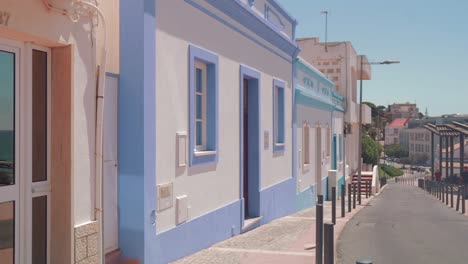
189;45;219;166
273;79;285;152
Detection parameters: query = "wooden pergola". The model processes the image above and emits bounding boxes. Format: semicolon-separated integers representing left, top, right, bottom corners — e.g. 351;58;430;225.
424;122;468;180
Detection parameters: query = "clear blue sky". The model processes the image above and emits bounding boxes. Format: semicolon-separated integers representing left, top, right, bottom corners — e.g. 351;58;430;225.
277;0;468;116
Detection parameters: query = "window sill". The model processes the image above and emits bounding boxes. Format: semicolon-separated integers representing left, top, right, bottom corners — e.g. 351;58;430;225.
274;143;285;152
194;150;217;157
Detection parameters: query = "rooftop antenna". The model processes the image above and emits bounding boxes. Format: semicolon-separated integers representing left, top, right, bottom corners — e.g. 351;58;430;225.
321;10;329;52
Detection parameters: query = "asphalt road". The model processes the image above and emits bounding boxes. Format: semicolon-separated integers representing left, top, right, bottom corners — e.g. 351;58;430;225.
337;182;468;264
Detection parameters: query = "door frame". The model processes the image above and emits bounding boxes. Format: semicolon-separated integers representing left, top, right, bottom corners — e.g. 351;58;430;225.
239;65;261;226
0;38;21;264
0;37;52;264
26;43;52;264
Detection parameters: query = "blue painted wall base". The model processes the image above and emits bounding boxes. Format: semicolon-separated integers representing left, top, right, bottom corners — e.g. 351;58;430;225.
151;200;242;264
260;177;296;224
296;185;316;211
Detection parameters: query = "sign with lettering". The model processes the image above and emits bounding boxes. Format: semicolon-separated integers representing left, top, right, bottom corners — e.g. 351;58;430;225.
0;11;11;26
302;77;314;89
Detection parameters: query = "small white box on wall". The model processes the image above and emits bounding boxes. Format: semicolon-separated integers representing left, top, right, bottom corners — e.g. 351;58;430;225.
176;132;187;167
176;195;189;225
157;182;173;212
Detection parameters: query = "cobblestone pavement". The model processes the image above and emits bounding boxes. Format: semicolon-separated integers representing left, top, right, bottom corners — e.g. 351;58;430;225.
172;190;378;264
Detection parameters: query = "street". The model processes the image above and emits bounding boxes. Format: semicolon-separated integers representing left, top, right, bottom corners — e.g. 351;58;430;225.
337;181;468;264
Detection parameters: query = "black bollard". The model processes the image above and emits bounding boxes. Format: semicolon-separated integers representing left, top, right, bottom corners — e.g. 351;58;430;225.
332;187;336;225
324;223;334;264
451;185;454;208
341;184;345;218
463;185;466;214
356;259;373;264
440;185;445;202
316;195;324;264
353;183;356;209
348;183;352;213
446;184;449;205
457;186;461;211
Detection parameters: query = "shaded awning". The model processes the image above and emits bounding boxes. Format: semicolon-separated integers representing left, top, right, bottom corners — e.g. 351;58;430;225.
423;122;468;137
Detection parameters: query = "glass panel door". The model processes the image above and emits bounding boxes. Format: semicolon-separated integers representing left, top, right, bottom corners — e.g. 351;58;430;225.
0;46;19;264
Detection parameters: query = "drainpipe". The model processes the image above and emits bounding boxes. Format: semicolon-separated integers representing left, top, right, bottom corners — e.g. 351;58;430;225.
78;2;108;264
41;1;107;263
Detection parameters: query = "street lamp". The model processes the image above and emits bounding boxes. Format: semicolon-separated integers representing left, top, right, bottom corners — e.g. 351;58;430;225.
357;57;400;204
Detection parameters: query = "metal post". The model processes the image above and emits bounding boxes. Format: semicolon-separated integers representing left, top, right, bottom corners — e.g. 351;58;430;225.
348;183;352;212
463;185;466;214
461;134;465;177
442;183;445;203
341;184;345;217
446;184;449;205
451;185;454;208
332;187;336;225
316;195;324;264
439;135;443;179
353;183;356;209
450;136;454;177
358;56;364;206
446;136;450;178
324;223;334;264
439;183;444;202
457;186;460;211
431;132;435;181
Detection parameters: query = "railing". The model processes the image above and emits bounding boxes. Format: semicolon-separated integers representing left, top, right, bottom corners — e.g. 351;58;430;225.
407;177;467;214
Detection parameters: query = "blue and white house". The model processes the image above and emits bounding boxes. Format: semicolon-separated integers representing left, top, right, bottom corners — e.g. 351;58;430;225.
294;57;345;210
118;0;299;263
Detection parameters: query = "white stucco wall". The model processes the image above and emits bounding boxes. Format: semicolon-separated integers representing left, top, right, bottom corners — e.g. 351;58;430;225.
2;0;119;226
156;0;293;232
296;106;330;192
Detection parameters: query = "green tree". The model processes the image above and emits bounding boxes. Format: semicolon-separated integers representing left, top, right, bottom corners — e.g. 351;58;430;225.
362;134;382;165
385;144;409;159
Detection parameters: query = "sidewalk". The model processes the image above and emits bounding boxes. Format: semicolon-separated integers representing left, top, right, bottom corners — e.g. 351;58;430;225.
172;192;381;264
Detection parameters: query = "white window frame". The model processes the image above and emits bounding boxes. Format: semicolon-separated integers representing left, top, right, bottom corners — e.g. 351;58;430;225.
27;44;52;264
194;61;207;152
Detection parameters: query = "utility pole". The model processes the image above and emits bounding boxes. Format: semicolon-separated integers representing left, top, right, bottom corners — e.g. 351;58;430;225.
321;11;328;52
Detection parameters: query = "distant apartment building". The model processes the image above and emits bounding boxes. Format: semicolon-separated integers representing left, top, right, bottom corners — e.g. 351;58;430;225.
408;114;468;128
385;118;410;145
296;37;372;179
388;103;419;120
400;127;432;165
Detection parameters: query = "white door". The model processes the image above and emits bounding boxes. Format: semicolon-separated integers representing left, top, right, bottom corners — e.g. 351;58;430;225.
0;43;20;264
103;75;119;253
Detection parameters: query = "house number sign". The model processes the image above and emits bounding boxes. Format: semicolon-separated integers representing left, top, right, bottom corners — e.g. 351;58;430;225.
0;11;11;26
